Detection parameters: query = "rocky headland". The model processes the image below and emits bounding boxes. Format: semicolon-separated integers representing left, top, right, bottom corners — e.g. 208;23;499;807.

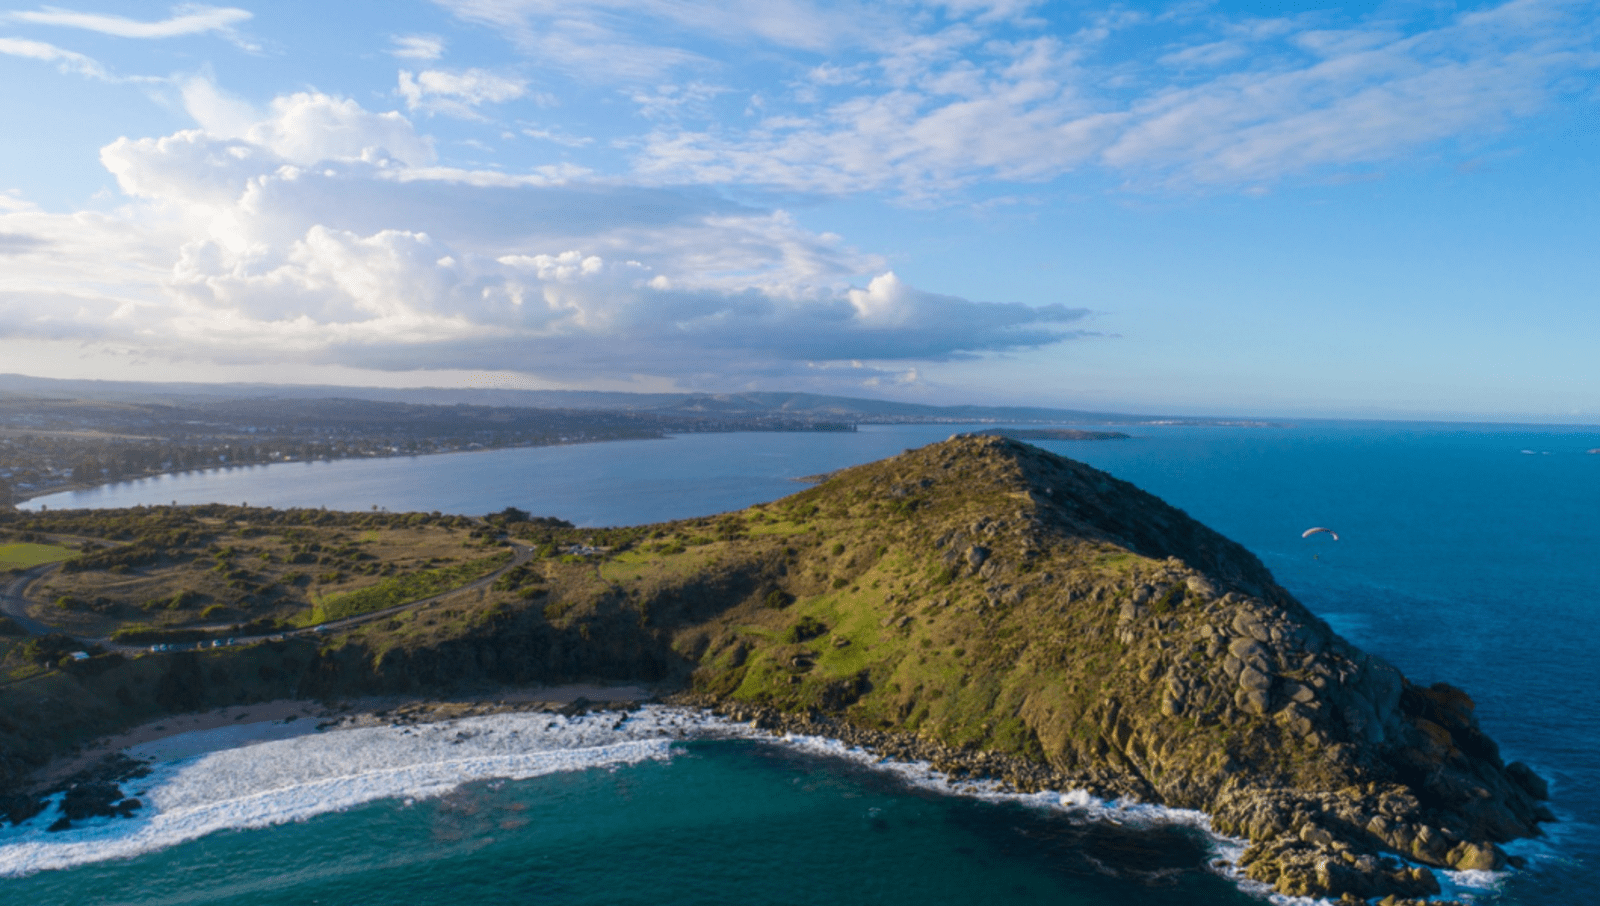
0;435;1550;899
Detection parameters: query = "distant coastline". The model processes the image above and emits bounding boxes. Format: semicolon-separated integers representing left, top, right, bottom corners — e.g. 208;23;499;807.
972;428;1131;441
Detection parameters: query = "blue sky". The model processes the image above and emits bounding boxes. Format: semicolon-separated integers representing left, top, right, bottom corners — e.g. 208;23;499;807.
0;1;1596;420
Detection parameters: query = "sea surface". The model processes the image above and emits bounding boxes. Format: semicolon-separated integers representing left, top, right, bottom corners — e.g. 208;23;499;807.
12;421;1600;904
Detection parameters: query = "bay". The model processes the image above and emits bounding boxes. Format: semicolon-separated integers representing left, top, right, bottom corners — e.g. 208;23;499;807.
14;420;1600;904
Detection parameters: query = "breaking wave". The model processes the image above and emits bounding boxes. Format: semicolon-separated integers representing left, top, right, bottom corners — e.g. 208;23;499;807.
1;705;1455;905
0;707;730;878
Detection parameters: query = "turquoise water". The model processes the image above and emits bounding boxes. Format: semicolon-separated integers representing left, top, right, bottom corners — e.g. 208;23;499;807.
15;421;1600;903
3;740;1253;906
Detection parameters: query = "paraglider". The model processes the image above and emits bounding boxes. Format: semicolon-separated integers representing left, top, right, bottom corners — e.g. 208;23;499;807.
1301;527;1339;541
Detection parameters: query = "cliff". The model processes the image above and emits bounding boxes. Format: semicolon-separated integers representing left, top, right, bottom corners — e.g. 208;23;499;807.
0;435;1550;899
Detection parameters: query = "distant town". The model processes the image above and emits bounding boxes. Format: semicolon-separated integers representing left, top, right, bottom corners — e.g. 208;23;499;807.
0;397;850;506
0;374;1279;507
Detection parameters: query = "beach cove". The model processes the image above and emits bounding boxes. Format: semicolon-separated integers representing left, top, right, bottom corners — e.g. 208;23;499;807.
5;421;1598;905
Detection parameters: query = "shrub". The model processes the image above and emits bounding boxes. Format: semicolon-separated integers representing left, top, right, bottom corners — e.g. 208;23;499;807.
784;616;828;644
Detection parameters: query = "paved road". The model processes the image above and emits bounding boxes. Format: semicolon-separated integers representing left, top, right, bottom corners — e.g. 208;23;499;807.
1;542;535;656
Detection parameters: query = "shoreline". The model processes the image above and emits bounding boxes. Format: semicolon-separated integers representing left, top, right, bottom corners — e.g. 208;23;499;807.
5;417;1222;509
28;683;660;794
14;689;1492;905
9;437;669;508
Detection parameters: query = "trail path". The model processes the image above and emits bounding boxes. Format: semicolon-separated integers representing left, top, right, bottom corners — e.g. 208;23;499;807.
0;563;63;637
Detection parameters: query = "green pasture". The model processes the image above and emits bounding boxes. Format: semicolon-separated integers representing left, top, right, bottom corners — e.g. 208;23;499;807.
0;543;77;570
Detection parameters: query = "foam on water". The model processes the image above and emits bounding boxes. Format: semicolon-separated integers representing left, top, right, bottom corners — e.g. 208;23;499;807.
1;706;1454;905
0;706;739;878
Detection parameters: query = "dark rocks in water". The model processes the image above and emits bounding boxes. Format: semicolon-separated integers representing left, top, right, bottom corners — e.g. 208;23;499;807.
47;781;144;831
34;752;153;831
60;780;128;822
0;792;48;826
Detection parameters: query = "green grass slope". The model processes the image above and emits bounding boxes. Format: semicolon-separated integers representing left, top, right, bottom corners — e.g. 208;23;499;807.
0;436;1551;900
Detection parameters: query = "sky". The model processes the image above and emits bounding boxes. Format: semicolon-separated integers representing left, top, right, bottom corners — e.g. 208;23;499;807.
0;1;1596;421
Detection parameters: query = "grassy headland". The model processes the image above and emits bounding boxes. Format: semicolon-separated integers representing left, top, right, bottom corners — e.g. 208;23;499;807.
0;436;1550;900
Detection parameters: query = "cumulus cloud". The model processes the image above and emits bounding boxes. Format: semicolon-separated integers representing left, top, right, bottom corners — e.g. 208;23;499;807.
162;82;437;170
1;89;1085;385
398;68;528;118
0;232;50;255
10;4;251;39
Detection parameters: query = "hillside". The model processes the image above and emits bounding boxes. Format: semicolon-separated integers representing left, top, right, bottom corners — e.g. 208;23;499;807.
0;435;1549;900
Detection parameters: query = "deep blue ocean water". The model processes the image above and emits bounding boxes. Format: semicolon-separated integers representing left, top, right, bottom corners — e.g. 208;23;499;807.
15;421;1600;904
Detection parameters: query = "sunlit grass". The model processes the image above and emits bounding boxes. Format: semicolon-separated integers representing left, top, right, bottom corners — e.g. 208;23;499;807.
0;542;77;570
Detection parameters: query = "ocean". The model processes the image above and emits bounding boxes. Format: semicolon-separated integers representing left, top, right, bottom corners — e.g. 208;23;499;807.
9;421;1598;904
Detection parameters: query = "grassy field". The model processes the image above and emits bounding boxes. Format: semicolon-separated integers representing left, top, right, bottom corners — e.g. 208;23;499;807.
0;543;77;570
2;506;508;639
303;551;512;624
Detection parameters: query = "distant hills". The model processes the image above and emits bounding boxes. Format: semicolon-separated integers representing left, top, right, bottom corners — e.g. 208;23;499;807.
0;374;1273;427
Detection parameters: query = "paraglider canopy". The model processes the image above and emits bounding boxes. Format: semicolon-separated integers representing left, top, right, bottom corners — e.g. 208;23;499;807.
1302;527;1339;541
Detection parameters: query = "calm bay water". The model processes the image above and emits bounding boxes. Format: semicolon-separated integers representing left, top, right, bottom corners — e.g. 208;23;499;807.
15;421;1600;904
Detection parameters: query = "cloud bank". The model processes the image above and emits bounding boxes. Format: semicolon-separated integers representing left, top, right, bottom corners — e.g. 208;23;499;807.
0;88;1086;386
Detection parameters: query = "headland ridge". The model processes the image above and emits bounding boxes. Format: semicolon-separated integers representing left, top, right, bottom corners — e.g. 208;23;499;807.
0;435;1550;900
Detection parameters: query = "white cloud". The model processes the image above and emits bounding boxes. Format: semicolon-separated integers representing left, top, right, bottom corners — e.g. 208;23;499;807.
523;128;594;148
391;34;445;61
446;0;1598;195
1099;0;1596;185
398;68;529;118
2;89;1084;385
10;4;251;39
180;74;259;137
438;0;883;70
0;35;108;78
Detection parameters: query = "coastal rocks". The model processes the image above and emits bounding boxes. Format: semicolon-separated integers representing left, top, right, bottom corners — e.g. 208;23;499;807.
0;791;48;826
1506;760;1550;799
39;752;151;831
50;780;143;830
1237;833;1441;900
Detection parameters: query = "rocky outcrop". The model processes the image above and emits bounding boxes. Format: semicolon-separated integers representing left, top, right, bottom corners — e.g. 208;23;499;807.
0;435;1549;899
664;435;1552;899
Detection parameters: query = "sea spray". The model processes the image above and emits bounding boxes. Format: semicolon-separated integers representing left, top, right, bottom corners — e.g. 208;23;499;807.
6;704;1294;901
0;707;739;878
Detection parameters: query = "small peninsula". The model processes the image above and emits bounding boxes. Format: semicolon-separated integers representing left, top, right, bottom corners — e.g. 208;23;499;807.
0;436;1550;900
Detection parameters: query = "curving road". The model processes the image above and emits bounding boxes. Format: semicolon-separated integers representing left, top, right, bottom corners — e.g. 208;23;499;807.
1;542;535;656
0;562;65;638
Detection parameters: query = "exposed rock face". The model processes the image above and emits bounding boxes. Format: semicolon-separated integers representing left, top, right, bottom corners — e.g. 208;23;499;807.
0;435;1549;899
665;435;1552;898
